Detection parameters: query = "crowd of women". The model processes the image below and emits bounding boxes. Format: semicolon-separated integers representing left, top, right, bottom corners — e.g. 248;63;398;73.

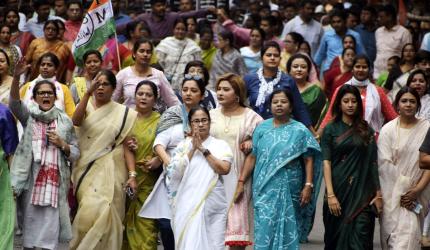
2;4;430;250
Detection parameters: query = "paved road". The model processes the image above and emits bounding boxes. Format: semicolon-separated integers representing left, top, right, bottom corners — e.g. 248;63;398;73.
14;184;382;250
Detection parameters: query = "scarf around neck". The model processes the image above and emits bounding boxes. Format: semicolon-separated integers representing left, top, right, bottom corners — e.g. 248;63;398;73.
255;68;282;108
346;76;384;132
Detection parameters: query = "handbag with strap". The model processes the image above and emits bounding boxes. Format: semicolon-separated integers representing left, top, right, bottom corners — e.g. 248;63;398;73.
69;107;129;221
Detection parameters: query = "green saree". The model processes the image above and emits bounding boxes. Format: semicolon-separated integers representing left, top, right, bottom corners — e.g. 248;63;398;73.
301;84;328;130
123;112;161;250
0;144;14;250
321;121;380;250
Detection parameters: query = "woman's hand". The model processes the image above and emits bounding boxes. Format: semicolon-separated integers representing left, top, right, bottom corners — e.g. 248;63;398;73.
400;188;419;210
191;131;203;152
234;181;245;203
327;195;341;216
14;57;31;77
140;157;162;172
86;72;102;95
300;186;312;207
46;130;65;148
126;177;137;194
370;196;383;216
240;140;253;155
126;137;138;152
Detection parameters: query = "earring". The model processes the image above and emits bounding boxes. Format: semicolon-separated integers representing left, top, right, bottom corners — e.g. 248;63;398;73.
236;96;240;103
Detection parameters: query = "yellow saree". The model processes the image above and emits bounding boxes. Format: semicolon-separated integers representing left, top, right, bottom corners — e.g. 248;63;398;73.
123;112;161;250
70;101;137;250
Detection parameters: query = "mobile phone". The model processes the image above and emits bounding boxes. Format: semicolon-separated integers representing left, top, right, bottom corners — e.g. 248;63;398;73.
413;202;423;214
126;186;135;199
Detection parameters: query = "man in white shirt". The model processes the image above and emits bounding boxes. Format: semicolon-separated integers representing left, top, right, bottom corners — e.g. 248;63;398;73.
21;0;64;38
373;4;412;78
281;0;324;57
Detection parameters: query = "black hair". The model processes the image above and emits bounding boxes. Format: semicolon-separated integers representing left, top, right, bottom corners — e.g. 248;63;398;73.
378;4;397;22
32;80;57;99
4;8;20;22
342;34;356;48
352;54;372;72
182;77;206;95
132;38;154;55
261;41;281;58
329;9;347;21
261;15;277;27
37;52;60;68
269;88;294;110
199;27;213;38
218;29;234;47
388;55;401;64
384;64;403;91
184;61;210;87
332;84;370;144
406;69;428;93
298;41;312;55
0;23;11;33
54;19;65;29
414;50;430;65
173;18;187;31
188;106;211;124
362;5;377;16
33;0;51;9
286;53;312;75
393;86;421;113
400;43;416;62
342;47;356;57
83;49;103;63
99;69;117;89
135;80;158;99
299;0;316;8
250;27;266;42
286;32;304;45
43;20;59;32
67;0;83;9
150;0;166;6
0;49;11;66
125;21;147;40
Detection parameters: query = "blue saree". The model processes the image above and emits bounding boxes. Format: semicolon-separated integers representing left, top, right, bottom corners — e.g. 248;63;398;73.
252;119;322;250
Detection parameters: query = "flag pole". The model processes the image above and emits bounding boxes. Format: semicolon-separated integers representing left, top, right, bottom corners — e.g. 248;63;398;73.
114;31;122;71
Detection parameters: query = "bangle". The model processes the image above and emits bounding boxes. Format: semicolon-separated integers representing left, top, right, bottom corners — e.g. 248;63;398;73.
375;196;382;200
238;179;245;183
327;194;335;198
128;171;137;178
305;182;314;188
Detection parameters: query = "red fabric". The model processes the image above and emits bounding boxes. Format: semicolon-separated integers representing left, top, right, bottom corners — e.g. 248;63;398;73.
320;84;397;130
11;31;35;56
225;241;253;246
324;59;353;100
64;20;81;42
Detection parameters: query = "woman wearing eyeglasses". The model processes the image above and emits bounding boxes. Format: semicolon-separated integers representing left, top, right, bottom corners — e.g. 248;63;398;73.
167;106;233;249
209;73;263;247
138;76;207;250
113;39;179;113
8;58;79;250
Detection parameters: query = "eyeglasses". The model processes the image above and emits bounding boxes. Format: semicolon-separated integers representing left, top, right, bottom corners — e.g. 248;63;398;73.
36;91;55;97
190;118;209;125
184;74;202;81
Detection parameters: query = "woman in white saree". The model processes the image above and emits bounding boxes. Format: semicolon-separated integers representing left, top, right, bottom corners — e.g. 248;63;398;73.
378;86;430;249
166;106;233;250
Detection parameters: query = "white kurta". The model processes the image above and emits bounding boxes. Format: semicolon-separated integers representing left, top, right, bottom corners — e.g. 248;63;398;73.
166;136;233;250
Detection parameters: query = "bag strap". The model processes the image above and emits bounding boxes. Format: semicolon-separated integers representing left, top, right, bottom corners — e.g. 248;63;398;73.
170;42;187;77
74;107;129;196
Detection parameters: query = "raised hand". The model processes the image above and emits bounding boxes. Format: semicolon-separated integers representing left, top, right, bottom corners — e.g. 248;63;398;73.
14;57;31;77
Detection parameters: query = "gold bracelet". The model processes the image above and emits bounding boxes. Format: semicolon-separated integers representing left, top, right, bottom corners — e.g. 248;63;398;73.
327;194;335;198
375;196;383;200
128;171;137;178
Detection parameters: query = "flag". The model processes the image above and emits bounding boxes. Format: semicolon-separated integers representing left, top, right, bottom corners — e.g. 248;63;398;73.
72;0;116;67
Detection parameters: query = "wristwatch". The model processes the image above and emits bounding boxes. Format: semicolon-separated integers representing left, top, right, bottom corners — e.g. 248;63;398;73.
305;182;314;188
202;148;211;157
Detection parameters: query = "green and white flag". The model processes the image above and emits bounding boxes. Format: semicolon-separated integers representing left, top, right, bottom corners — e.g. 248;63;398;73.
72;0;115;67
